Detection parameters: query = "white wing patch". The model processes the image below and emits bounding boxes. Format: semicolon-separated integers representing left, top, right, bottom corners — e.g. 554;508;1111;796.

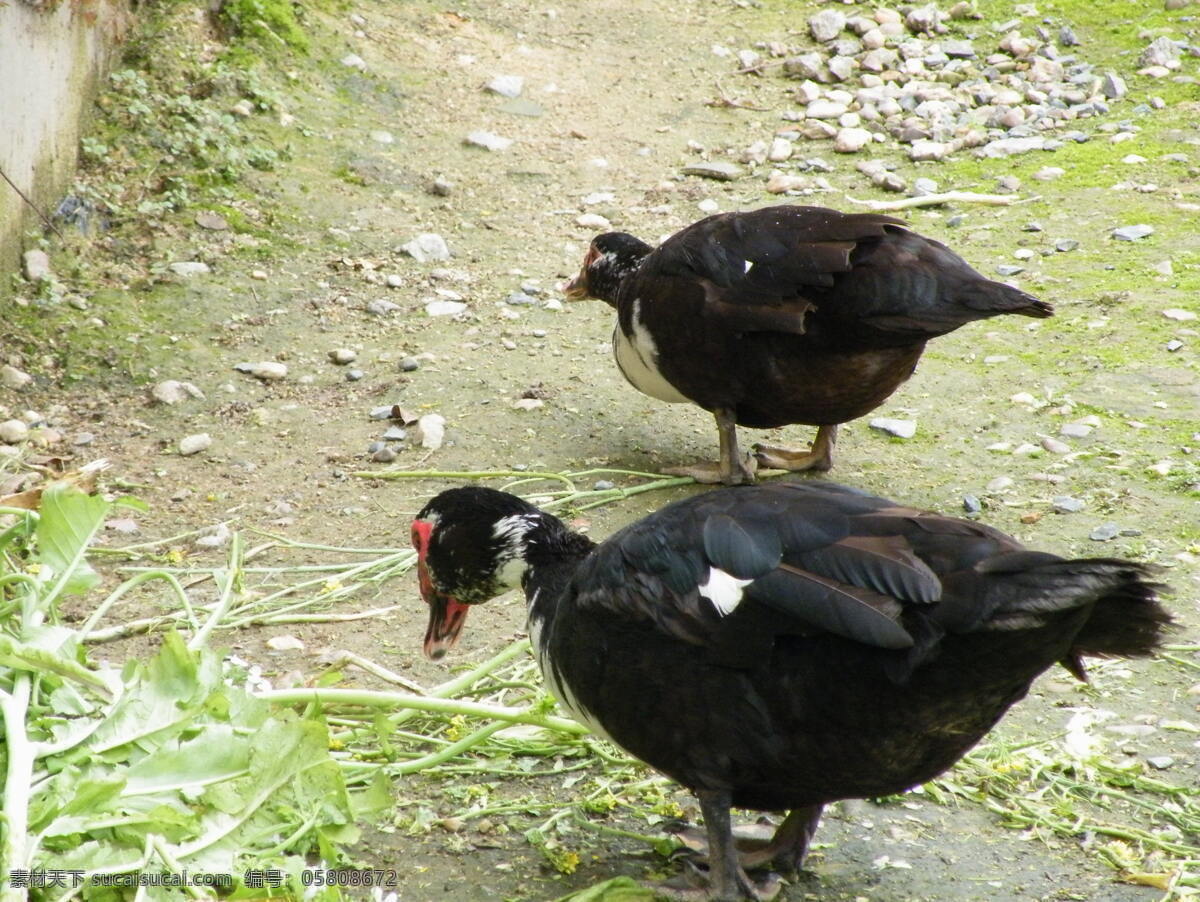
698;567;754;616
743;259;753;274
491;514;537;588
612;300;689;404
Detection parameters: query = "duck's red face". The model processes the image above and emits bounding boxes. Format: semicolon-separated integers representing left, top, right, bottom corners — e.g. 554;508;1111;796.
411;519;471;660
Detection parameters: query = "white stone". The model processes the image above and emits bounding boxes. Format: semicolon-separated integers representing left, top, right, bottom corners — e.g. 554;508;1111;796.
341;53;367;71
0;420;29;444
869;417;917;439
485;74;524;98
22;249;51;281
369;130;394;144
425;300;468;317
246;361;288;381
767;137;794;162
415;413;446;450
1163;308;1196;321
168;261;211;277
809;8;847;42
0;365;32;389
465;130;513;151
179;433;212;456
402;233;451;262
576;213;612;230
806;99;848;119
151;380;204;404
834;127;873;152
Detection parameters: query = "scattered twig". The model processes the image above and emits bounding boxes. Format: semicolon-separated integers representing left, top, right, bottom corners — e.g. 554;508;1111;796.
844;191;1041;211
707;77;771;111
0;164;66;242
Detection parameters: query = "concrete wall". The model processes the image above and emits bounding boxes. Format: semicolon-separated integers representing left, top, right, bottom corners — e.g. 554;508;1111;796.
0;0;131;279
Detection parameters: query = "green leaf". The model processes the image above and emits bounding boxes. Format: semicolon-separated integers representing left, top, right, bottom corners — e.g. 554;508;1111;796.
34;482;110;601
0;634;111;695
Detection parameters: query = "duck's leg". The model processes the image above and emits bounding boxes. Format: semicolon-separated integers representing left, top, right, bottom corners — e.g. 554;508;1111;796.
664;408;757;485
737;804;824;873
753;424;837;473
696;790;775;902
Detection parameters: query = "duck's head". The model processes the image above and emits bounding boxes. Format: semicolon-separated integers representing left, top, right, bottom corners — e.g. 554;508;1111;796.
411;487;544;660
562;232;653;306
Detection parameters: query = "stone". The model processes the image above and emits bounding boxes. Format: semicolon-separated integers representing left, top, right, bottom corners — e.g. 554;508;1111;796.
1060;423;1093;438
236;361;288;381
485;74;524;98
962;494;982;514
809;9;846;42
151;380;204;404
179;433;212;456
834;127;873;152
942;39;976;59
767;137;794;162
415;413;446;450
329;349;357;365
906;4;945;34
1140;36;1180;68
0;365;32;389
783;53;826;80
1041;436;1070;454
400;356;421;372
1163;308;1197;321
1101;72;1127;100
806;99;849;119
168;261;211;277
425;300;467;317
195;211;229;230
682;162;744;181
1089;523;1121;541
978;136;1046;157
828;56;855;81
765;172;812;194
464;130;513;151
402;233;451;262
1055;238;1079;252
369;129;394;144
869;417;917;438
1052;496;1086;513
22;249;51;281
366;299;401;316
341;53;367;71
909;140;952;161
430;177;454;197
382;426;407;441
1033;166;1065;180
1112;224;1154;241
0;420;29;444
1146;756;1175;770
576;212;612;229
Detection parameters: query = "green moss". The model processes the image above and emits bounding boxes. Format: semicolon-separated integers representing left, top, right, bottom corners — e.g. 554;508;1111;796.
218;0;311;52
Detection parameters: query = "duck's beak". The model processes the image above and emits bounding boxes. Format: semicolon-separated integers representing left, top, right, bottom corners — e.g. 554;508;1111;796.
560;268;591;300
417;556;470;660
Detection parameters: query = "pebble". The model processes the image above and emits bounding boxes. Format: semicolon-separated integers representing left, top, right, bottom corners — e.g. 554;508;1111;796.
415;414;446;450
594;480;616;491
371;447;397;463
345;369;365;381
196;524;231;548
1055;239;1080;253
425;300;467;317
1052;496;1086;513
366;299;401;316
329;349;357;365
341;53;367;71
576;213;612;230
22;249;51;281
485;74;524;98
1060;423;1093;439
382;426;407;441
401;233;451;262
168;261;211;277
962;494;982;514
697;199;720;214
512;398;545;411
996;264;1024;276
681;162;744;181
1166;339;1184;352
195;211;229;230
150;380;204;404
1112;224;1154;241
1101;72;1127;100
400;357;421;372
834;127;873;152
768;137;794;162
869;417;917;439
179;433;212;456
236;361;288;381
385;274;403;288
1089;523;1121;541
1;365;32;389
1163;308;1196;321
0;420;29;444
1033;167;1065;181
1152;260;1173;276
986;476;1014;492
369;130;393;144
1041;436;1070;454
1146;756;1175;770
809;9;847;42
464;130;513;151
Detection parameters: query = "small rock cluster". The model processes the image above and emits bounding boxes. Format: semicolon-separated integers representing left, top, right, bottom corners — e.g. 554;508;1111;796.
713;3;1194;191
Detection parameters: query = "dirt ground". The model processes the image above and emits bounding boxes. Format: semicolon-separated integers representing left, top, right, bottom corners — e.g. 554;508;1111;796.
4;0;1199;899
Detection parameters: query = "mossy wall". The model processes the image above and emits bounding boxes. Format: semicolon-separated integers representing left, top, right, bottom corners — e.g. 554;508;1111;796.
0;0;132;276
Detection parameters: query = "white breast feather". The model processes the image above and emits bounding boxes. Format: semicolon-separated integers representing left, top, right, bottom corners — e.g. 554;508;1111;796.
698;567;754;616
612;300;689;404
